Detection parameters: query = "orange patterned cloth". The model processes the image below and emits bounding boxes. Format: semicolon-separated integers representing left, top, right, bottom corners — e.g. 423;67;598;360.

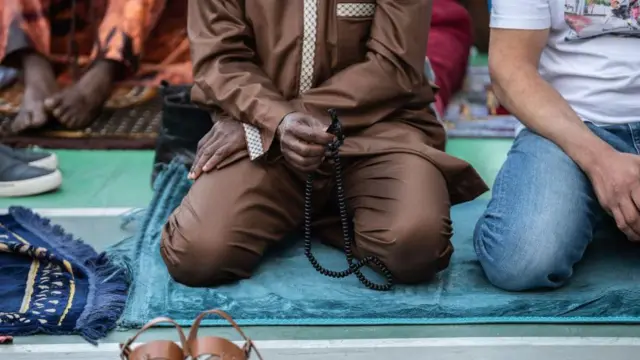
0;0;191;86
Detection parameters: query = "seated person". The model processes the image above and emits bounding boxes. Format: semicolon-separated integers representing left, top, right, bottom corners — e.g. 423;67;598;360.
474;0;640;291
428;0;477;117
160;0;488;287
457;0;490;53
0;0;191;133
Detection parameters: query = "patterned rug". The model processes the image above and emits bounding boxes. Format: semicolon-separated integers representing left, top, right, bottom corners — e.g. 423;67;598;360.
0;82;161;150
0;208;129;343
110;161;640;328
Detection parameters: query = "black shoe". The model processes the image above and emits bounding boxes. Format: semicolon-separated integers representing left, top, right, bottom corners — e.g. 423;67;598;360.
0;144;58;170
0;151;62;197
151;83;213;184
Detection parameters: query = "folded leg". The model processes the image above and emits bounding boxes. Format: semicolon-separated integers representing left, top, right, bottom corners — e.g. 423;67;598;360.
161;156;317;287
473;128;619;291
316;152;454;284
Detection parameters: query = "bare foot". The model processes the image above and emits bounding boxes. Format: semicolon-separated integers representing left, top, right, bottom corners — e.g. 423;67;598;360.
10;53;57;134
44;60;117;129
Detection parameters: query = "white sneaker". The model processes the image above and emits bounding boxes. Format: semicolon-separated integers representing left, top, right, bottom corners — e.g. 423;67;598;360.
0;151;62;197
0;144;58;170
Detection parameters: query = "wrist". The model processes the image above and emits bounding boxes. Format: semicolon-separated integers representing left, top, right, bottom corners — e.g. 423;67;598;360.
567;137;617;176
277;111;296;138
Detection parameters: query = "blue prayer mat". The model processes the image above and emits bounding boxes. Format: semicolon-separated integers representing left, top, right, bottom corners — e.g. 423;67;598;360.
114;161;640;328
0;208;128;343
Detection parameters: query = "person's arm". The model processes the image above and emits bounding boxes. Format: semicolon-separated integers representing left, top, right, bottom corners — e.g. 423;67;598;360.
188;0;295;157
93;0;167;74
1;0;51;67
489;0;617;172
293;0;434;126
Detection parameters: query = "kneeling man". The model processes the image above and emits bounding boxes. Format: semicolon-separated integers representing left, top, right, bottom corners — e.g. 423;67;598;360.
475;0;640;291
160;0;487;287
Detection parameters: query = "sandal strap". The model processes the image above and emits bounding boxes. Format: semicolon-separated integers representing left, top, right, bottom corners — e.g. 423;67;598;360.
123;340;184;360
189;336;247;359
119;317;189;359
188;309;263;359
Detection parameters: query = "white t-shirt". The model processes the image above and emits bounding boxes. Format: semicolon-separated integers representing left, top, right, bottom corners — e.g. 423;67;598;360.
491;0;640;125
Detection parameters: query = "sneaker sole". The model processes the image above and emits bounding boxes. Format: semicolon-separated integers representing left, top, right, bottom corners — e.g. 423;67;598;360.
0;170;62;197
28;153;59;170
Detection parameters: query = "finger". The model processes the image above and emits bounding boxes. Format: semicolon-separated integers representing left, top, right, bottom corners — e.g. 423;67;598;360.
196;130;215;150
282;136;326;158
612;205;640;241
202;145;231;172
619;197;640;240
630;186;640;211
190;143;217;180
283;150;323;173
188;151;201;180
188;154;201;180
290;125;335;145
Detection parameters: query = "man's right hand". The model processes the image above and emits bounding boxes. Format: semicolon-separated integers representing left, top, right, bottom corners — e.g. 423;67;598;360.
587;152;640;242
277;112;335;173
189;119;246;180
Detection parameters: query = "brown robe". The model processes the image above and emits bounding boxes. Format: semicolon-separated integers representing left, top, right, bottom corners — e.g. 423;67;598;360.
160;0;488;287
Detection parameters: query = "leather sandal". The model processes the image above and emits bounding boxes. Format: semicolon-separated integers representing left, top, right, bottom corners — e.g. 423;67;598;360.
187;309;263;360
119;317;189;359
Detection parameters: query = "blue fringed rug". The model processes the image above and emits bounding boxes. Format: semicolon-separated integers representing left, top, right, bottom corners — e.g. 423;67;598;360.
0;208;128;343
112;162;640;328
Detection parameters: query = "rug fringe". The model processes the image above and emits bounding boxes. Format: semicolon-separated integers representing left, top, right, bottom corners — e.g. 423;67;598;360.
109;160;191;329
120;208;147;230
8;207;130;345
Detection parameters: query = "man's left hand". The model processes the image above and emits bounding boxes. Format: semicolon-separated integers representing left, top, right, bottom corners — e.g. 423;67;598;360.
189;120;246;180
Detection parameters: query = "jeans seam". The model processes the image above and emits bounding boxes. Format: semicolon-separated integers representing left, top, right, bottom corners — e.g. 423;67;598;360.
628;123;640;155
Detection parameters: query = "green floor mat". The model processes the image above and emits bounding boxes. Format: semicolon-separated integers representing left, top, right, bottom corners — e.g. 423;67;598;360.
0;138;512;209
0;150;154;209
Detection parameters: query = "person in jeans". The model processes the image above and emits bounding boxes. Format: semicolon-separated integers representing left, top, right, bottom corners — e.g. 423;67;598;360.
474;0;640;291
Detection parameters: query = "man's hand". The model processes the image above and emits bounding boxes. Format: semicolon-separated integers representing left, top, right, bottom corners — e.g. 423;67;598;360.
189;120;246;180
587;152;640;241
277;112;334;173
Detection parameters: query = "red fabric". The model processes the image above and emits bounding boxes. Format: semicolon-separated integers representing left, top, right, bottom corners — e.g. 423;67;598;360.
427;0;474;116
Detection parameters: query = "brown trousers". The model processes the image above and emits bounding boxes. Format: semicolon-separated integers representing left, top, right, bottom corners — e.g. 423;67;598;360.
160;151;454;287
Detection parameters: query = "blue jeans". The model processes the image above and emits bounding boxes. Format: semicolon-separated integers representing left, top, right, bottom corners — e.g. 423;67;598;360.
474;123;638;291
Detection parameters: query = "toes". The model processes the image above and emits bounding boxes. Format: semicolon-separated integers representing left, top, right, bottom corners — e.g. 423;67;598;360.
66;112;93;129
45;92;74;125
43;94;62;111
44;95;66;120
58;105;75;125
31;104;49;128
11;111;33;133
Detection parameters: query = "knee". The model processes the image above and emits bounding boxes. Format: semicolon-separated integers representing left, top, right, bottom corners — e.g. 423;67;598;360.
473;216;578;292
160;212;254;287
368;213;453;284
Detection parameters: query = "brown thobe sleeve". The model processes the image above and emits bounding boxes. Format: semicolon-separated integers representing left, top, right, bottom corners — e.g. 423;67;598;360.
295;0;434;127
187;0;295;155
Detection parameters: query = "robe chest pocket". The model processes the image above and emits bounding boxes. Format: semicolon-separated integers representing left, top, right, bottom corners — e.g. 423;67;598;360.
335;1;376;70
